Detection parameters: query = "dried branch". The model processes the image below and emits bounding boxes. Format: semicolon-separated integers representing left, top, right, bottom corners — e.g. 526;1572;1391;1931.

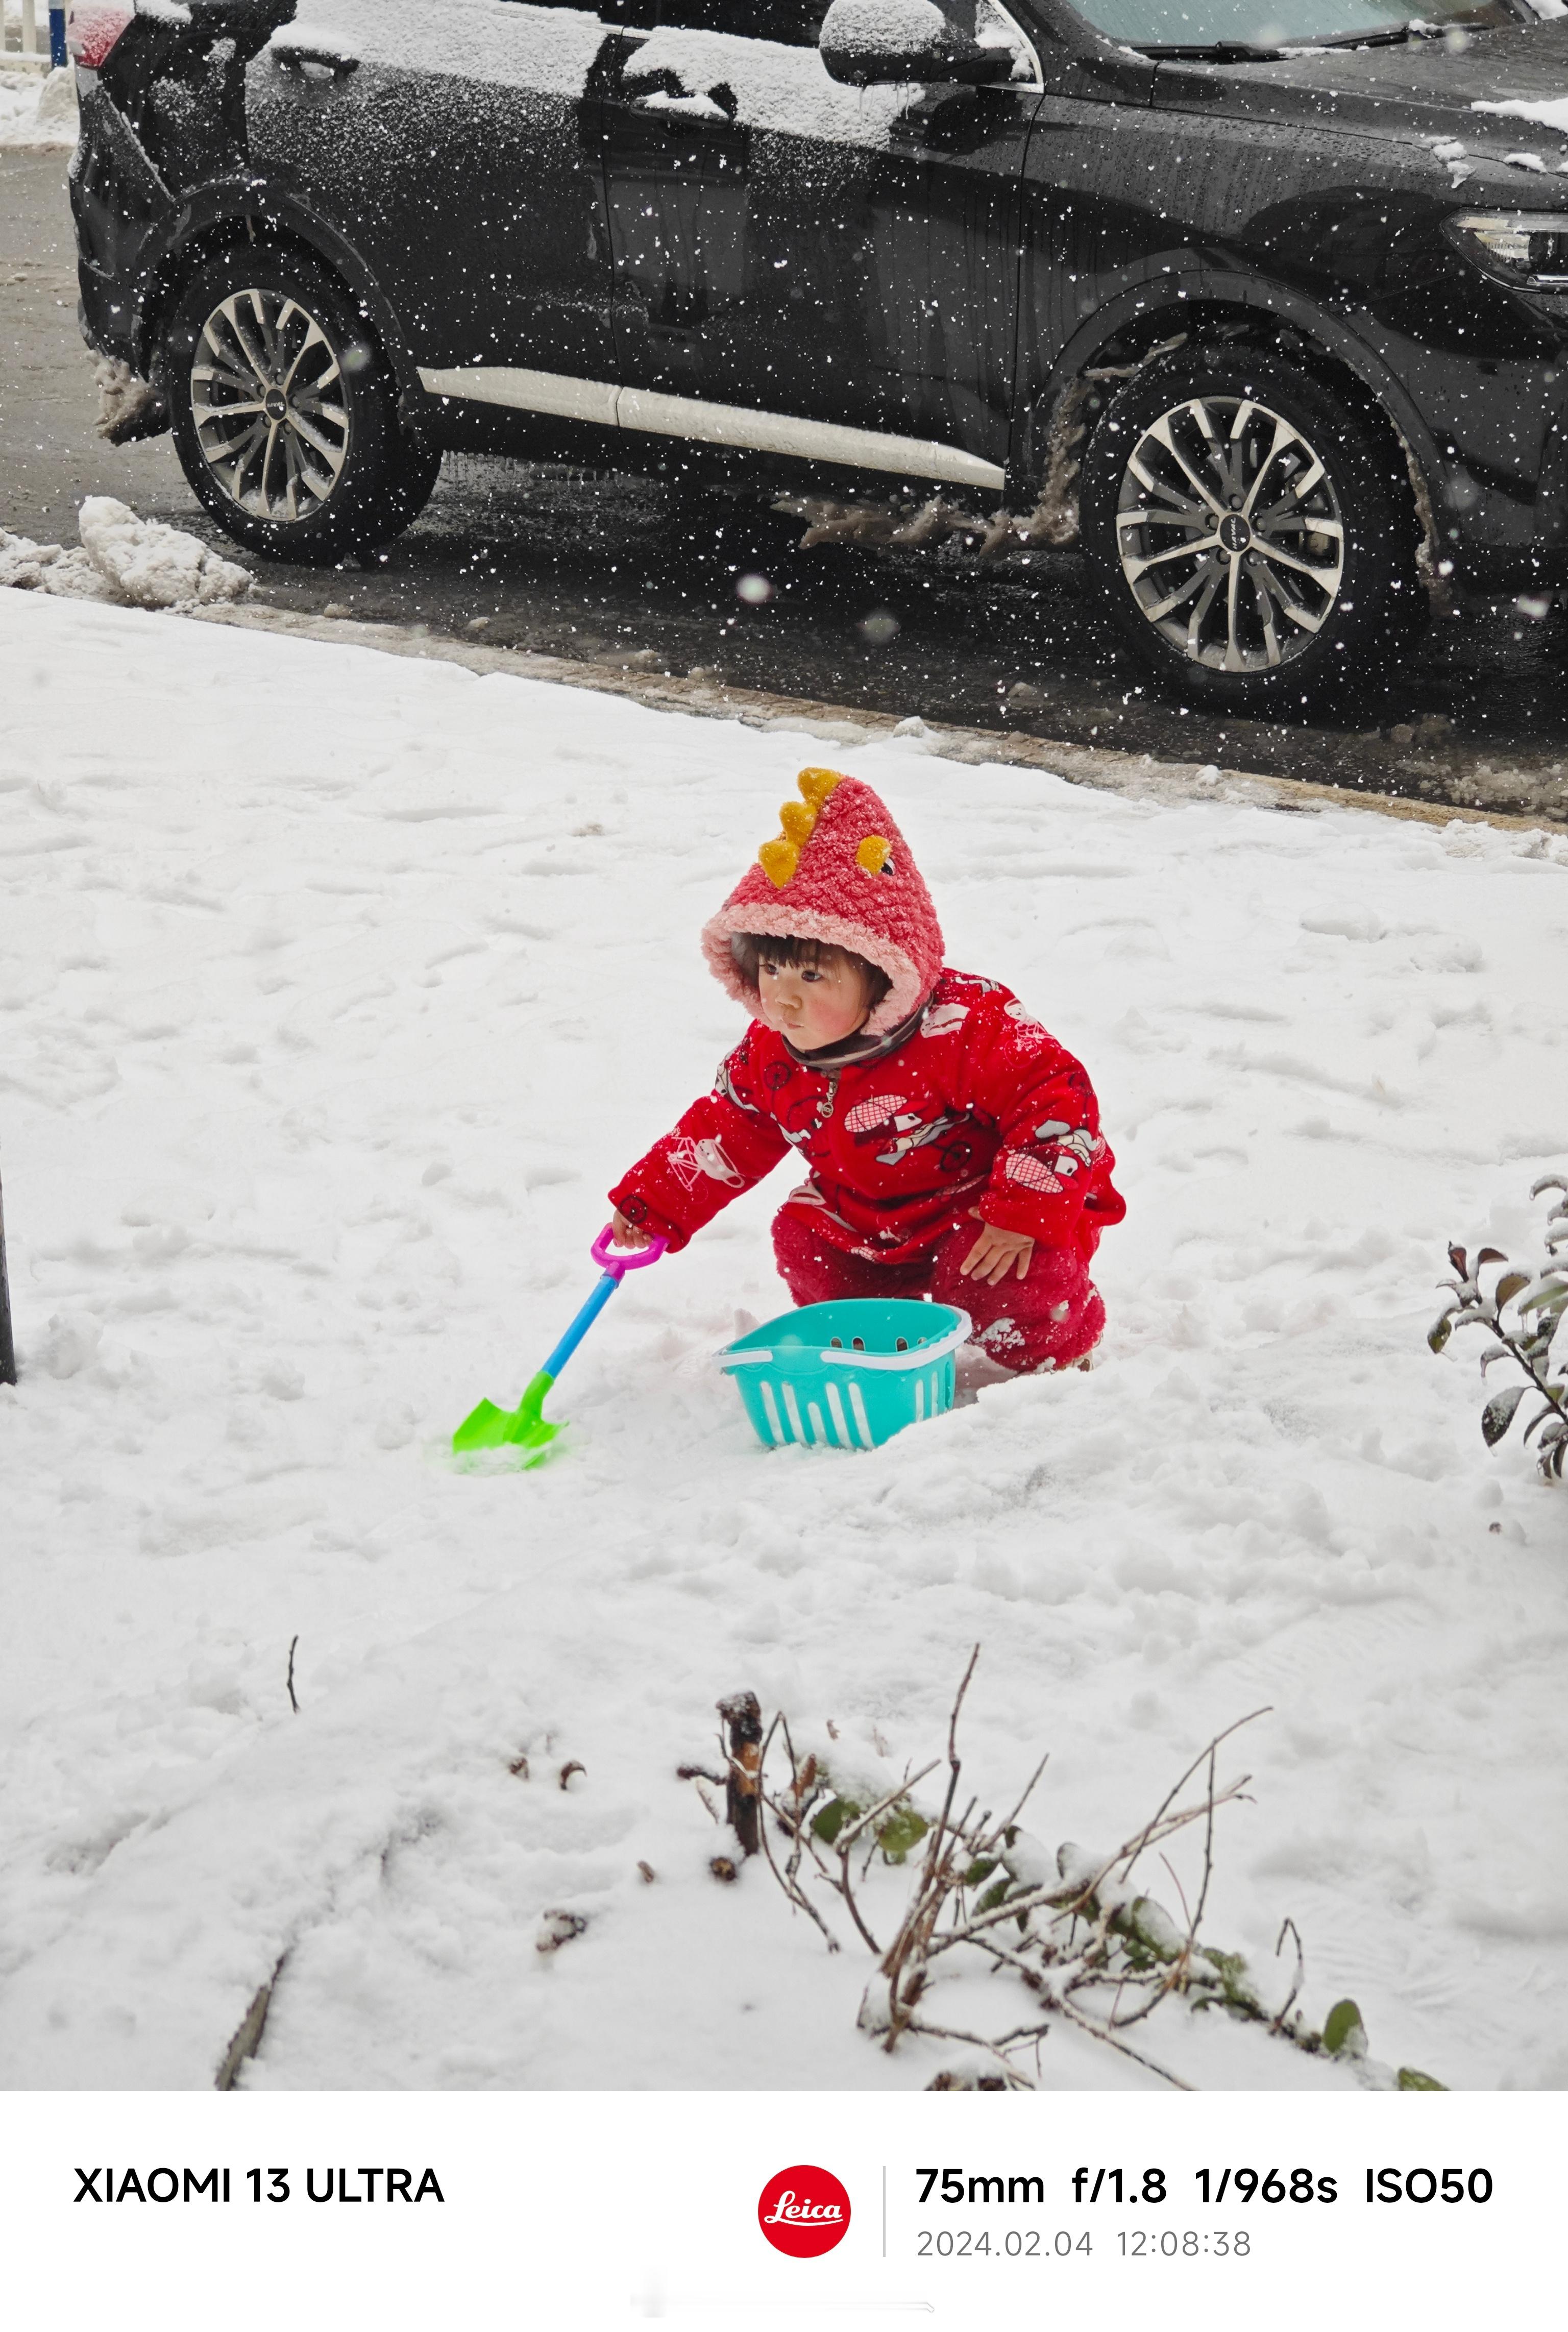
215;1953;288;2091
754;1714;840;1953
1271;1916;1307;2035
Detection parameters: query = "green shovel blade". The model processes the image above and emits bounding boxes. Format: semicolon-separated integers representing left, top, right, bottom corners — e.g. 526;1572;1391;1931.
451;1370;559;1464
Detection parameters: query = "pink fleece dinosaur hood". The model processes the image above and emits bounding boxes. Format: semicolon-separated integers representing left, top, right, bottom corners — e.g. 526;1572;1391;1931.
700;769;945;1037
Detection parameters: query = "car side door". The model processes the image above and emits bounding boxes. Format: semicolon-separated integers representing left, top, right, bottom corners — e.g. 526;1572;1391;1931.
597;0;1038;487
249;0;619;379
840;1;1044;471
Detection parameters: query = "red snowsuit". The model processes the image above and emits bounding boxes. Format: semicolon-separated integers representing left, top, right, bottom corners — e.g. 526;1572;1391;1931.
611;967;1123;1372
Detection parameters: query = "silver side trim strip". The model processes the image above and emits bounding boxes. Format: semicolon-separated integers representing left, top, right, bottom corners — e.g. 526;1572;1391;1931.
418;365;1006;491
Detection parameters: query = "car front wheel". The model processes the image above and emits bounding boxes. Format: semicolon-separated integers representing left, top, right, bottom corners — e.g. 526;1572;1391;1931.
165;246;440;565
1077;350;1425;718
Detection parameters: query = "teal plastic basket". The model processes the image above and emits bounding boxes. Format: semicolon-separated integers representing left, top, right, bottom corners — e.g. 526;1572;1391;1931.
718;1298;972;1451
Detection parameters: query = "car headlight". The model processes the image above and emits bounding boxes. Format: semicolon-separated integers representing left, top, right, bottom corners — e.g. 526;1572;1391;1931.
1448;212;1568;288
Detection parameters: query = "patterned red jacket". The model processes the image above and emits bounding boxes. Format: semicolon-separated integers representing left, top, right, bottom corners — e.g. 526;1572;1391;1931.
609;968;1124;1264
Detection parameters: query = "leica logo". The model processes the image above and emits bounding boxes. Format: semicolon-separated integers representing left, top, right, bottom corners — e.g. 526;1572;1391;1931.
763;2192;843;2226
757;2165;851;2257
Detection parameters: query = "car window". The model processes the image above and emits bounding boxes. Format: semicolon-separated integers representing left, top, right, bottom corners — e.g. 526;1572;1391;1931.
1069;0;1518;47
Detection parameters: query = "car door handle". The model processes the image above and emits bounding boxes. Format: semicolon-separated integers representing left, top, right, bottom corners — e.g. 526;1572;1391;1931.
625;76;738;124
273;45;360;84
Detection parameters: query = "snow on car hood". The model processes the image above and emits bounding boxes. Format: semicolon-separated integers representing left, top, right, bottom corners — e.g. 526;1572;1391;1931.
1162;20;1568;172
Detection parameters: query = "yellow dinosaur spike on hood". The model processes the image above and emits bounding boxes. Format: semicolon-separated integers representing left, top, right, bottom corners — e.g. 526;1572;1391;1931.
796;767;845;811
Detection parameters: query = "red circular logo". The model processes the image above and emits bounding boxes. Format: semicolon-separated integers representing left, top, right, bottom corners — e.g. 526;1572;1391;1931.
757;2165;851;2258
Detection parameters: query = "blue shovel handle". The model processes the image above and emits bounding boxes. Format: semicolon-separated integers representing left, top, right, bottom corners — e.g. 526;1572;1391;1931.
541;1222;668;1379
451;1225;667;1458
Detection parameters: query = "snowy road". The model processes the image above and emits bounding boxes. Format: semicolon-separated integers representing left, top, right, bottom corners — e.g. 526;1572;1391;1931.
4;147;1568;827
2;587;1566;2094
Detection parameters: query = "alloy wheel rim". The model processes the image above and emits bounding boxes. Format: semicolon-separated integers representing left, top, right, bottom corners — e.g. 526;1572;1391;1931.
190;290;351;523
1114;396;1346;672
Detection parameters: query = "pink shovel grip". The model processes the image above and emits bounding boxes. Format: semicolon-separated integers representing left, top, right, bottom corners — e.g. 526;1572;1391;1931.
592;1222;668;1279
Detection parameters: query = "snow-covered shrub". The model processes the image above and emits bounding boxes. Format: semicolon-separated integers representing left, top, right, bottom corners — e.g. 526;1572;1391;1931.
716;1664;1444;2091
1430;1176;1568;1480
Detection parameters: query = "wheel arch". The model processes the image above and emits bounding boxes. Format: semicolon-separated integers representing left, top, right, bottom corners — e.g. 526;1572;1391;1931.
1011;267;1446;575
133;188;435;444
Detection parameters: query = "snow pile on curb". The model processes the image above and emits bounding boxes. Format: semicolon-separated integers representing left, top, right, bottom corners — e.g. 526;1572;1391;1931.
0;497;251;611
2;590;1566;2094
0;63;78;148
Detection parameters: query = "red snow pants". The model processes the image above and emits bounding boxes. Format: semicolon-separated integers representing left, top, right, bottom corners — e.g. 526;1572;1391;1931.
772;1209;1104;1374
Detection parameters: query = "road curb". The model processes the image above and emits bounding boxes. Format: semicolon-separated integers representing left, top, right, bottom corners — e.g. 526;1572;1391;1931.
190;602;1560;835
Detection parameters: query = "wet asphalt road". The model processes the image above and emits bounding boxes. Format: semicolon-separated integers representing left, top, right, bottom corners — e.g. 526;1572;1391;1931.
4;147;1566;822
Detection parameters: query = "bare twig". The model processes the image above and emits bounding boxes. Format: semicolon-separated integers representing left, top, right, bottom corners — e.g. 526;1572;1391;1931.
754;1715;840;1953
0;1169;16;1390
215;1953;288;2091
285;1636;299;1716
1056;1998;1195;2090
1271;1916;1307;2034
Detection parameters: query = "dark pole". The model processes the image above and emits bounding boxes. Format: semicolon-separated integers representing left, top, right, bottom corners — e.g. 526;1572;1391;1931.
0;1169;15;1388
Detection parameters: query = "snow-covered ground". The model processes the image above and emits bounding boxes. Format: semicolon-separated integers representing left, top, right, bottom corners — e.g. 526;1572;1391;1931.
2;585;1565;2094
0;62;76;148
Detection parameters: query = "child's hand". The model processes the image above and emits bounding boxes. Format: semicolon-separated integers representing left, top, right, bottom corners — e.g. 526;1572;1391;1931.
610;1208;654;1251
960;1210;1034;1286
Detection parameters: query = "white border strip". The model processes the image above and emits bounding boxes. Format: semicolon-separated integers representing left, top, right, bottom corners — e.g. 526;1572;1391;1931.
419;365;1006;491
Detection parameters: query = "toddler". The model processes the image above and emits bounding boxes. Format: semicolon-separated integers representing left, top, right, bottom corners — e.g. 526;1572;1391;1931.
609;769;1123;1374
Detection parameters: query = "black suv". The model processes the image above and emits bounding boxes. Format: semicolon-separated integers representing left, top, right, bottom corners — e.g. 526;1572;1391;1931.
67;0;1568;713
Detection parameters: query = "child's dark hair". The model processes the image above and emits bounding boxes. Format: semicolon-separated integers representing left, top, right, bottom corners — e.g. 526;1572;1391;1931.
730;930;891;1012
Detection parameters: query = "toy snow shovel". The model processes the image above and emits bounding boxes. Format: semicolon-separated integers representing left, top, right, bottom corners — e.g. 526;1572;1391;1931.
451;1223;667;1463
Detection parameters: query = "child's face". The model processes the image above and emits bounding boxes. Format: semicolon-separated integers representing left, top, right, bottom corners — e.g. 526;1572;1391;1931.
756;950;870;1051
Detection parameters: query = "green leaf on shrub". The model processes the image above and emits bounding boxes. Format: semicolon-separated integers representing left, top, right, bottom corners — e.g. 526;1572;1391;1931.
1428;1314;1454;1353
963;1857;998;1888
1396;2067;1447;2091
1493;1271;1530;1308
1482;1386;1527;1446
1324;1998;1367;2057
976;1877;1014;1914
877;1807;928;1865
1196;1945;1260;2009
812;1796;859;1844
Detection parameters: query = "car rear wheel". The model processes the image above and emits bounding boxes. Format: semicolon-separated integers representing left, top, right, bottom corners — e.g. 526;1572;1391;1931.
165;247;440;566
1077;350;1425;718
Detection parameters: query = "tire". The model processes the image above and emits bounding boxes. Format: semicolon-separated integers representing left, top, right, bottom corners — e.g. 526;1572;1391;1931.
1077;349;1425;719
164;246;441;566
